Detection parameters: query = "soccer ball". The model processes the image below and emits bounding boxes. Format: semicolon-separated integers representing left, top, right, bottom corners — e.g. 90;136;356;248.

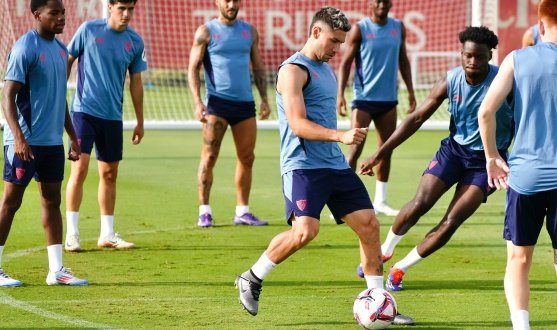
353;288;397;329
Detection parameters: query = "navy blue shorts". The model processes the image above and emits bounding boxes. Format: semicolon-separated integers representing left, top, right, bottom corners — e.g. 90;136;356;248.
504;187;557;248
282;168;373;225
424;137;507;201
207;95;256;126
351;100;398;117
71;112;123;162
3;145;64;185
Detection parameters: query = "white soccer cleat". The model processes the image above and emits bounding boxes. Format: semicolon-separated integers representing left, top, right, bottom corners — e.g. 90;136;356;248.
46;267;88;286
0;269;22;287
97;233;135;249
374;202;400;216
64;234;82;252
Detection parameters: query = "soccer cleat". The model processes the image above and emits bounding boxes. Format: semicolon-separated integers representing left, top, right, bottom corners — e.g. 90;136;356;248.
0;269;22;287
386;267;405;291
393;312;415;325
235;272;262;316
46;267;88;286
355;254;394;278
97;233;135;249
374;202;400;216
197;213;213;228
64;234;81;252
233;213;268;226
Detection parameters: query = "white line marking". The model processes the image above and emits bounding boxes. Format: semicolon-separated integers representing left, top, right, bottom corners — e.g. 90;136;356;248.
0;291;117;329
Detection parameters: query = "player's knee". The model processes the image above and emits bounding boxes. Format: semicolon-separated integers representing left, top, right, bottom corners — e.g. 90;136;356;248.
238;152;255;167
292;227;319;248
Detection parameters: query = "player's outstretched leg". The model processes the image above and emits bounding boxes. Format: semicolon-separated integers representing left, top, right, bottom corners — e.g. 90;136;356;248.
235;270;263;316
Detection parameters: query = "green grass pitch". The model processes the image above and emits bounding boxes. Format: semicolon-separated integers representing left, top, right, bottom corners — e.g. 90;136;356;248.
0;130;554;329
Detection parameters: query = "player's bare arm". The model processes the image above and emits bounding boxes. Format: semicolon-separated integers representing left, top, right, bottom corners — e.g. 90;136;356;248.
188;25;210;123
67;55;77;79
479;53;514;190
129;72;144;144
521;27;535;48
399;22;416;114
360;76;448;176
250;26;270;120
278;64;367;145
64;102;81;161
1;80;33;161
336;24;361;117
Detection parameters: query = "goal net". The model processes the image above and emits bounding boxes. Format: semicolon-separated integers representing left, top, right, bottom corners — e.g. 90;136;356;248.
0;0;502;129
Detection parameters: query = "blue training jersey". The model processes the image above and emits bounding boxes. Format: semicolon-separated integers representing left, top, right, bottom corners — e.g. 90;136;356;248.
508;43;557;194
3;30;68;146
277;52;349;175
68;19;147;121
446;65;513;151
204;19;254;102
353;17;402;102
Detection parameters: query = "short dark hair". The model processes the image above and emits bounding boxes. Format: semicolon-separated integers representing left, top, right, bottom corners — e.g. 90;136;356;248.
309;7;351;36
109;0;137;4
30;0;50;13
459;26;498;50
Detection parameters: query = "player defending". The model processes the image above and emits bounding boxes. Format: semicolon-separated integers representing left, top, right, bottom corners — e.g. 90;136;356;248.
356;27;513;291
235;7;413;325
337;0;416;216
188;0;270;228
0;0;88;286
64;0;147;252
479;1;557;328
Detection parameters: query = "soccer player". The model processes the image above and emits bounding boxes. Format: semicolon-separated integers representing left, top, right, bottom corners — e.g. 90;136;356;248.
188;0;270;228
356;26;513;291
235;7;413;325
64;0;147;252
337;0;416;216
0;0;88;286
521;24;542;47
479;1;557;328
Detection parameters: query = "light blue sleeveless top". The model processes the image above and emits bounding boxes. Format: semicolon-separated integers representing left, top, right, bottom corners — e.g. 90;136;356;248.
446;65;513;151
277;52;349;175
353;17;402;102
204;19;254;102
508;43;557;194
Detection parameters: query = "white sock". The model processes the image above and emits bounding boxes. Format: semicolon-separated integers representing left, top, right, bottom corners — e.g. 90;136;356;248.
0;246;4;268
47;244;63;273
250;252;277;280
510;310;530;330
66;211;79;236
381;227;404;257
393;247;423;273
374;181;388;205
199;205;212;216
100;215;114;238
364;275;384;289
236;205;249;217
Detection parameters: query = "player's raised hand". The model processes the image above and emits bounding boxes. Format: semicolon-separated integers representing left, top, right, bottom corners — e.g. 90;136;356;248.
336;95;348;117
339;127;368;145
486;156;510;190
359;153;381;176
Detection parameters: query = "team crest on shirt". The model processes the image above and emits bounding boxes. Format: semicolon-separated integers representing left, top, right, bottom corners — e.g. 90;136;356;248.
95;37;105;44
311;71;320;79
453;94;462;103
124;41;133;52
428;160;438;170
59;49;66;59
366;32;375;40
296;200;307;211
39;53;46;62
15;168;25;180
241;30;250;40
213;33;222;41
390;28;398;38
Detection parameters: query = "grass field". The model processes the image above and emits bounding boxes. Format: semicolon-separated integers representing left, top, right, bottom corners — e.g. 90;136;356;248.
0;130;555;329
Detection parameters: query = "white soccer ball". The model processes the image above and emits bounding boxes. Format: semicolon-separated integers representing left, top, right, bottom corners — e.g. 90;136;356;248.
353;288;397;329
